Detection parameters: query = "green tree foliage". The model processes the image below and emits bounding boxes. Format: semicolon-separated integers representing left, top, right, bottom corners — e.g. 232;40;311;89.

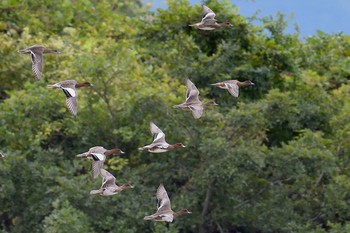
43;200;91;233
1;0;350;232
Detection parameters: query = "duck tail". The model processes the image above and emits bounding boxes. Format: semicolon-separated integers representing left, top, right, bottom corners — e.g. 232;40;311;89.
76;153;87;158
210;82;221;86
143;215;154;221
90;189;102;195
18;49;31;54
47;84;60;88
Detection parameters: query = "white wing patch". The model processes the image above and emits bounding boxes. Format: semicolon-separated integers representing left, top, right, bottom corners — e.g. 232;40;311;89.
153;132;166;144
64;88;76;97
91;153;105;161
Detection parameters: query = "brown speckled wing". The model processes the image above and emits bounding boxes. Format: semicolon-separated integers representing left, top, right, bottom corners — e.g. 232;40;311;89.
92;160;104;179
66;96;78;116
227;83;239;97
31;52;43;79
61;85;78;116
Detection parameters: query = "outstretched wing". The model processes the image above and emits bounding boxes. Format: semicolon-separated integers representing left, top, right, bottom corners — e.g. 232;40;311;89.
156;184;171;212
150;122;166;144
226;83;239;97
185;79;200;104
92;160;104;179
61;87;78;116
31;51;43;79
189;105;204;119
201;5;216;22
100;169;117;188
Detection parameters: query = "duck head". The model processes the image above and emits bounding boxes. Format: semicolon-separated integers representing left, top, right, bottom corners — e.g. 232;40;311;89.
122;184;135;190
104;148;125;156
205;101;218;106
46;49;61;54
174;143;186;148
244;80;255;86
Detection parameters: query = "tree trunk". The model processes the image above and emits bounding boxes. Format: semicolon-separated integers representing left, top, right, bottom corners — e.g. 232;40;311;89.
199;183;212;233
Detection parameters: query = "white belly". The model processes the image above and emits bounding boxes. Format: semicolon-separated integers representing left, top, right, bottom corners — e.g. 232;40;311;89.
199;27;216;31
150;148;168;153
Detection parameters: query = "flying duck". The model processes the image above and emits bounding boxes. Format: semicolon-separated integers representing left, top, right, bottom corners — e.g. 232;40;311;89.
144;184;191;222
48;80;93;116
139;122;186;153
77;146;124;179
19;44;60;79
174;79;217;119
189;5;233;30
211;80;255;97
90;169;134;196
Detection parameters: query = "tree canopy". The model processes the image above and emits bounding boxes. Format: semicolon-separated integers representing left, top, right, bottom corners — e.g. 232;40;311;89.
1;0;350;232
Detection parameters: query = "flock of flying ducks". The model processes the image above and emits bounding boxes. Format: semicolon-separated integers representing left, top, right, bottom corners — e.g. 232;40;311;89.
2;5;255;222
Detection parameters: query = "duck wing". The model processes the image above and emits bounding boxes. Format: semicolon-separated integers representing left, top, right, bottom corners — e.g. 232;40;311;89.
189;105;204;119
150;122;167;145
201;5;216;21
30;51;43;79
185;79;200;104
92;160;104;179
61;86;78;116
202;19;217;25
226;82;239;97
100;169;118;189
88;146;107;154
156;184;172;212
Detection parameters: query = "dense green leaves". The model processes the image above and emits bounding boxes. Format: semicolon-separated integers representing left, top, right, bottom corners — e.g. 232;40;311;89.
1;0;350;232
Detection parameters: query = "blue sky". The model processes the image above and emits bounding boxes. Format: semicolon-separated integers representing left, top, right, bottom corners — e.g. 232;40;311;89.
146;0;350;37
